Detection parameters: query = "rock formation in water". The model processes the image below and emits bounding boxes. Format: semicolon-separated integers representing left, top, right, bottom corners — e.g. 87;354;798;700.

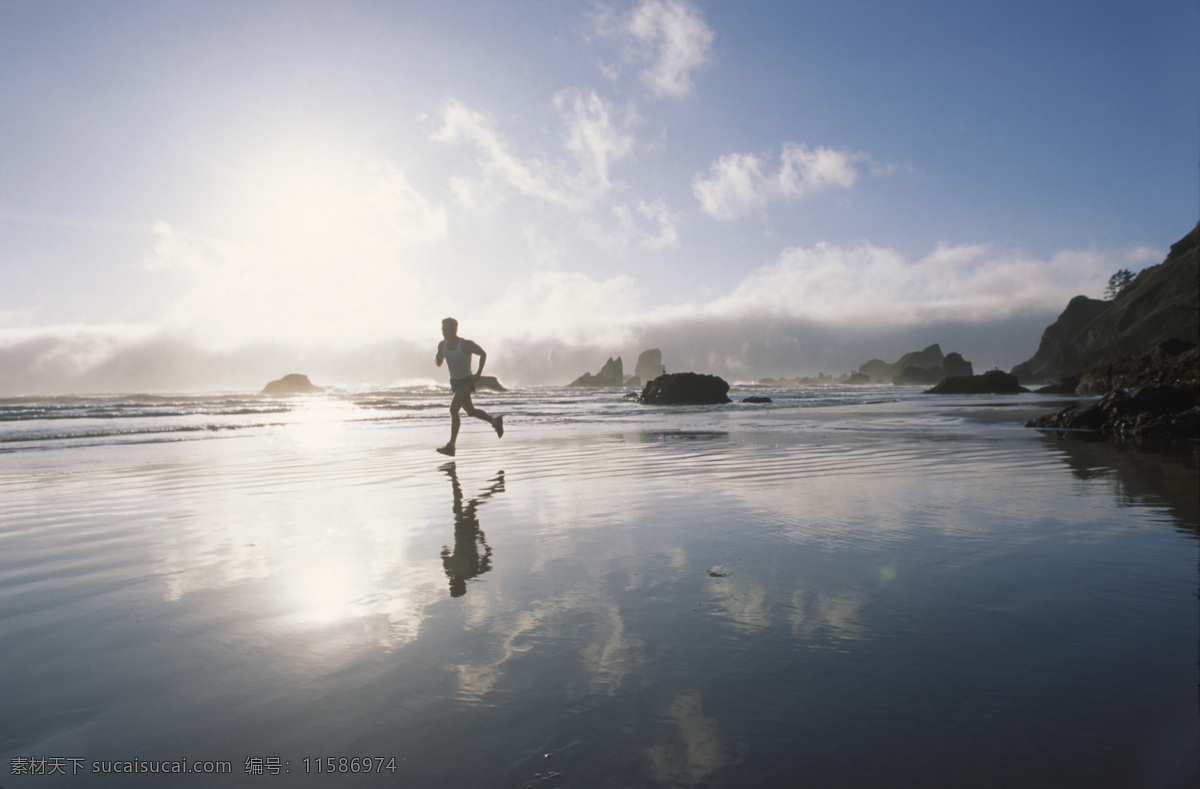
475;375;507;392
925;370;1029;395
260;373;324;395
638;372;732;405
855;344;975;384
634;349;666;385
1012;223;1199;386
568;357;624;387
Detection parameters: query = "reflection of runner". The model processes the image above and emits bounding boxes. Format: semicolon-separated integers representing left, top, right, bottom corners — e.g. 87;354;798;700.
435;317;503;457
440;462;505;598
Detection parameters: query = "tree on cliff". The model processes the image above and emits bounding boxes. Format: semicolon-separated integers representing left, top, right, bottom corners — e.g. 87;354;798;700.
1104;269;1135;299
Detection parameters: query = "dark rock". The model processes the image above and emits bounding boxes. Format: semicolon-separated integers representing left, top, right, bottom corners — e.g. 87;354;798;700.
260;373;324;395
924;370;1029;394
845;372;873;385
476;375;507;392
895;366;943;386
1027;384;1200;440
943;352;974;378
857;359;891;382
1076;343;1198;394
638;372;732;405
741;396;772;403
855;344;974;384
1035;375;1081;395
894;344;945;374
568;357;624;387
634;349;666;384
1011;295;1110;385
1026;338;1200;440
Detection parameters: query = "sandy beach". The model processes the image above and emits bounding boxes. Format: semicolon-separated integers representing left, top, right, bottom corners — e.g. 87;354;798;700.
1;389;1197;787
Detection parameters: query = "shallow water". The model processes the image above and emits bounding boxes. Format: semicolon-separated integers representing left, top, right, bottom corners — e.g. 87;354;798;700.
1;388;1196;787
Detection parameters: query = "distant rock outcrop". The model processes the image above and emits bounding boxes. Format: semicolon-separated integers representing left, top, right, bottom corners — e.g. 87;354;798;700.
568;357;624;387
925;370;1029;395
635;349;666;384
476;375;507;392
260;373;324;395
943;352;974;378
855;344;975;384
894;366;943;386
1012;223;1199;386
638;372;732;405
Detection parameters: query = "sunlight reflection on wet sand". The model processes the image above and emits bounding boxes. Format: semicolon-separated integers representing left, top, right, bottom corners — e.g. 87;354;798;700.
0;413;1196;787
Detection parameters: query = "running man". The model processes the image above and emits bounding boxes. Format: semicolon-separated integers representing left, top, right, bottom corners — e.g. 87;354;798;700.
435;317;503;456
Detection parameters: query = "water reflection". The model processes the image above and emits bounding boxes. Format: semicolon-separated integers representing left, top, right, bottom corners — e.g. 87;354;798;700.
1037;433;1200;534
441;462;505;597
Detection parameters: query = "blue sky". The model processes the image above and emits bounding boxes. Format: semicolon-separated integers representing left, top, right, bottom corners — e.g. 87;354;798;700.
1;0;1196;391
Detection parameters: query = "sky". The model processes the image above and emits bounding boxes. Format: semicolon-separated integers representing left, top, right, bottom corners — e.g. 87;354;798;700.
1;0;1197;392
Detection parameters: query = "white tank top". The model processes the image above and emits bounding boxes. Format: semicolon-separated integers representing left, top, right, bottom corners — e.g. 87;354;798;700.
443;340;473;380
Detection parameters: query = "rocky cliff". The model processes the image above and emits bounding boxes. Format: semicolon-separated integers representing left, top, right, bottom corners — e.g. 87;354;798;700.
1013;223;1199;385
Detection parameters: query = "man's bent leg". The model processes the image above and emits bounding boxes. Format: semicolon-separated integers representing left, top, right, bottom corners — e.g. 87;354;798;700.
463;395;502;437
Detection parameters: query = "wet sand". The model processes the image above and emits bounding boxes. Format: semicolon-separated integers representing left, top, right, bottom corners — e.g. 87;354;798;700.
1;404;1197;787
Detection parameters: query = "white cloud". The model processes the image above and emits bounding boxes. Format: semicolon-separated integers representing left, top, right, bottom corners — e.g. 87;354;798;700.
557;89;637;193
706;240;1117;324
626;0;714;98
691;152;768;220
481;270;644;348
693;144;864;220
435;94;637;210
582;199;679;253
0;306;38;329
434;101;581;209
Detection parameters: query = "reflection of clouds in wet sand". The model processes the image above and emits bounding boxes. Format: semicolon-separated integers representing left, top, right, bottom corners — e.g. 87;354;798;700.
450;591;641;704
702;574;772;633
700;573;868;644
646;691;742;786
789;589;867;643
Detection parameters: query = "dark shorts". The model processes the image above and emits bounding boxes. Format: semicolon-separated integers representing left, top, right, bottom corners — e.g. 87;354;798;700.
449;376;475;395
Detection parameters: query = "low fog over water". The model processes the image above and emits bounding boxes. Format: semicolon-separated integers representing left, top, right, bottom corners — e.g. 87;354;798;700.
0;310;1059;394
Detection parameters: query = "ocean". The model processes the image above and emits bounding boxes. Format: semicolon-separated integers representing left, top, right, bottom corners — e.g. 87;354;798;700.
1;384;1196;787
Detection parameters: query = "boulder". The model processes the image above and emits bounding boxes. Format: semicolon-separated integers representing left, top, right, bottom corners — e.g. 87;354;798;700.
924;370;1029;395
634;349;666;384
568;357;624;387
638;372;732;405
260;373;324;395
1027;384;1200;440
845;372;873;385
1025;343;1200;440
741;396;773;403
476;375;507;392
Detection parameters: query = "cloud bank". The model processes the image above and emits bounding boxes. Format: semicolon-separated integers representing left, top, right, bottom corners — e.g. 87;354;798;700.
0;237;1135;394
